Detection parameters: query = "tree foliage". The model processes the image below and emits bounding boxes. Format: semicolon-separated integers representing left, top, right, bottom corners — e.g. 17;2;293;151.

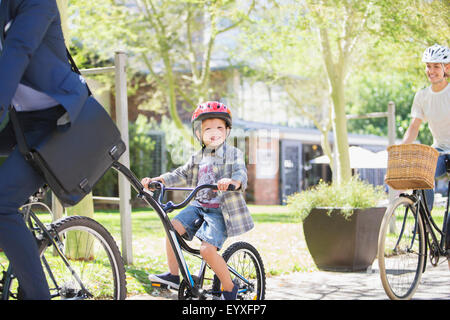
69;0;255;139
236;0;448;182
68;0;449;183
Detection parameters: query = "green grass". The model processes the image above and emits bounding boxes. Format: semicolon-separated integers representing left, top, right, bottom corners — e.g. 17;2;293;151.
81;204;309;297
3;204;445;298
0;205;305;297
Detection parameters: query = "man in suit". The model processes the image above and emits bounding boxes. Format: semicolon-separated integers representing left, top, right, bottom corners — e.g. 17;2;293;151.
0;0;89;299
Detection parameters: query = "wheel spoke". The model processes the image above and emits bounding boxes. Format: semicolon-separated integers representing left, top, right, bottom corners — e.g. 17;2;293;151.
378;197;425;300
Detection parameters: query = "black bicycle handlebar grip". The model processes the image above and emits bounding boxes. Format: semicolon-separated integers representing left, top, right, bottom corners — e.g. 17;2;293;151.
227;184;236;191
148;181;162;189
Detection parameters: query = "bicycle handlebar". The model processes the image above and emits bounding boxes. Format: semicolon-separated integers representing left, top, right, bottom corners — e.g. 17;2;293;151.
144;182;236;212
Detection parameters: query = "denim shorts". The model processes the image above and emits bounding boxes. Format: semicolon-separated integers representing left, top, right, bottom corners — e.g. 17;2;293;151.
174;205;228;249
424;147;450;211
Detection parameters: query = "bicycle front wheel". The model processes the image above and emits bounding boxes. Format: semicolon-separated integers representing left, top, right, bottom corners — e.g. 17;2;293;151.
213;241;266;300
378;196;425;300
39;216;127;300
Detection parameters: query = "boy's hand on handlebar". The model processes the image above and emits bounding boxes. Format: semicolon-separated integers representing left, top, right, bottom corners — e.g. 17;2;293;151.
217;178;240;191
141;176;165;190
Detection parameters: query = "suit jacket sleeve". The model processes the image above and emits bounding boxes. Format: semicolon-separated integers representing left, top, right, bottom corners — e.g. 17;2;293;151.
0;0;58;108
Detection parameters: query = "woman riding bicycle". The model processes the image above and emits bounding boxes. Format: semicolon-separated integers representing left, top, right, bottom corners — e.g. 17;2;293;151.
141;101;254;300
401;43;450;268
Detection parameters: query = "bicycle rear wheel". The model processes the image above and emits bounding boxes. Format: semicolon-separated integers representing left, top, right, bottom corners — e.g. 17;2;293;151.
378;196;425;300
213;241;265;300
39;215;127;300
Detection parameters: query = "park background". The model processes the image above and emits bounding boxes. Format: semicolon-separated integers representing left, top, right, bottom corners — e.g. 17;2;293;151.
54;0;448;296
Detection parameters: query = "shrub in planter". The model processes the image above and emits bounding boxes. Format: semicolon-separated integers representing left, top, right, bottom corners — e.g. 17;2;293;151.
287;177;387;271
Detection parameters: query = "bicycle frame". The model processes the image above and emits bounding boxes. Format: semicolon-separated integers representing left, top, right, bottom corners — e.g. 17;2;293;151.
401;182;450;270
111;161;252;298
421;189;447;255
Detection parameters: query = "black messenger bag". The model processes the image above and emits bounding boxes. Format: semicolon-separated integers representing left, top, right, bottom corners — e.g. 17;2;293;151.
9;51;126;207
10;97;126;207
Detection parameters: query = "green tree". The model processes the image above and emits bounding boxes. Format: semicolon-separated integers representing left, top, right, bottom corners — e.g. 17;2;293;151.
238;0;448;183
240;0;379;182
236;2;336;176
347;74;433;147
346;0;449;146
69;0;255;140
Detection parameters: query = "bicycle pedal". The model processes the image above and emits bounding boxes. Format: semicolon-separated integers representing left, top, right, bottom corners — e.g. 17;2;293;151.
151;282;177;290
151;282;166;288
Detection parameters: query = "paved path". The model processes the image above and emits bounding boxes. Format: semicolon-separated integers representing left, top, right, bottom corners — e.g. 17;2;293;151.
128;260;450;300
266;261;450;300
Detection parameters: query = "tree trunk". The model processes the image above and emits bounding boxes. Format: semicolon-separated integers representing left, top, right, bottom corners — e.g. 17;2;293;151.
330;80;351;183
65;196;95;260
319;26;352;184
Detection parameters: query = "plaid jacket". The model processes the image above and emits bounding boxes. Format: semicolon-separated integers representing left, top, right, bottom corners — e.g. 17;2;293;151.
160;144;254;237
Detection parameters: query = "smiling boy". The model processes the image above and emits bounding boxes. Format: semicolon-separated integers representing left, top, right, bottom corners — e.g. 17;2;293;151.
141;101;253;299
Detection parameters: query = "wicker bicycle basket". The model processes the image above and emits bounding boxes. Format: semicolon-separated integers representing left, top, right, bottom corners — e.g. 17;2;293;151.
385;144;439;190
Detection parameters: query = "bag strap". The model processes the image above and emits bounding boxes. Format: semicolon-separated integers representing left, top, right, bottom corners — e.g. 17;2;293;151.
9;106;33;160
66;48;92;96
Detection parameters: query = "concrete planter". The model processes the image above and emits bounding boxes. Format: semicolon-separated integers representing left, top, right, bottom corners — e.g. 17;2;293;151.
303;207;386;272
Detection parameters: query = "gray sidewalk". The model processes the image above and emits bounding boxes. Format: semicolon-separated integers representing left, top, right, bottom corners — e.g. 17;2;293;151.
265;260;450;300
128;260;450;300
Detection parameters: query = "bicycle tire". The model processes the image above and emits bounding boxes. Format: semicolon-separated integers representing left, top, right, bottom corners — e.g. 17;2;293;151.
378;196;425;300
38;215;127;300
212;241;266;300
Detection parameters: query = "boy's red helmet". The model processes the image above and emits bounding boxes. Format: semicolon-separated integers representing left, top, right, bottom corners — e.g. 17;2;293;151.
191;101;232;128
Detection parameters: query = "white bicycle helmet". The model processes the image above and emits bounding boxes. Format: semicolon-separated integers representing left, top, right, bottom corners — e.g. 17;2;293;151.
422;44;450;63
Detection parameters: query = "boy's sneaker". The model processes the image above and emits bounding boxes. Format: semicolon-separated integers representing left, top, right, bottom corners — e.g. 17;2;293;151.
149;272;180;290
221;279;239;300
